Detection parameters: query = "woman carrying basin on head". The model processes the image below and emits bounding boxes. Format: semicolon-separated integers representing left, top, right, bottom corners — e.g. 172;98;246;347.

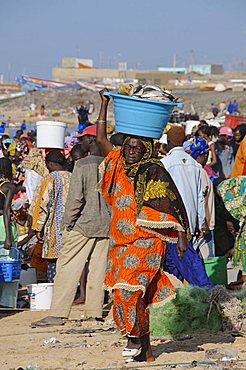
96;89;191;362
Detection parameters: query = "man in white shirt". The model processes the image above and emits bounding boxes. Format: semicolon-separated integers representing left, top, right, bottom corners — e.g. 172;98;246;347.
161;126;206;237
161;126;213;288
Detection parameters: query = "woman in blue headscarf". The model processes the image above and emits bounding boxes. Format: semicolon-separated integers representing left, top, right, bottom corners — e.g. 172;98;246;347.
190;136;209;160
190;136;215;259
164;136;214;288
190;136;218;180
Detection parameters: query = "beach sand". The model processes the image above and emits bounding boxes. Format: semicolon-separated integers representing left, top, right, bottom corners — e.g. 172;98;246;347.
0;88;246;369
0;308;246;370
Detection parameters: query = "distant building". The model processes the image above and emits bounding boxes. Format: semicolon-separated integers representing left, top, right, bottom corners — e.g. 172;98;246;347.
158;67;187;74
53;58;186;86
53;58;224;85
188;64;224;75
62;58;93;69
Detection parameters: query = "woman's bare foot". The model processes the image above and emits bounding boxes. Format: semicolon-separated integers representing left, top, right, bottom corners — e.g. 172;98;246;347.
134;334;155;362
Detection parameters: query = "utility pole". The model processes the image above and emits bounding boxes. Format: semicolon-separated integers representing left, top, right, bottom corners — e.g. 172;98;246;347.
99;51;103;68
188;49;194;72
173;53;176;71
75;46;80;58
7;63;12;82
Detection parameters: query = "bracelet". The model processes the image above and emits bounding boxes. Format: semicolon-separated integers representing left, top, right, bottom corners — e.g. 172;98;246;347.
97;120;106;124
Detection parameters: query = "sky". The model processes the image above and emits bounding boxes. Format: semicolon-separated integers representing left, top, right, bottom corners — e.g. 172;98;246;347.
0;0;246;80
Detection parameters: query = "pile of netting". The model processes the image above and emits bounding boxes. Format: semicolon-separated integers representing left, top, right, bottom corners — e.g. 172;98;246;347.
150;285;246;338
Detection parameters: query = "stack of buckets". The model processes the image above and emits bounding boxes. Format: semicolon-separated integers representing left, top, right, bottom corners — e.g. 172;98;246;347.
27;121;67;310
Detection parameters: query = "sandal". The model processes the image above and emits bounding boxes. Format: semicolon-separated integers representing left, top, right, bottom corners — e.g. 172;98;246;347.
31;316;65;328
122;347;141;357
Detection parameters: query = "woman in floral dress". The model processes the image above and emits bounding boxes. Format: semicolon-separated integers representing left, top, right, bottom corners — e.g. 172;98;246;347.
97;90;191;362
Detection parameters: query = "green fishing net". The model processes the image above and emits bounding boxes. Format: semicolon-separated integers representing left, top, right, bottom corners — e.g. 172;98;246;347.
150;286;225;337
235;290;246;313
241;297;246;312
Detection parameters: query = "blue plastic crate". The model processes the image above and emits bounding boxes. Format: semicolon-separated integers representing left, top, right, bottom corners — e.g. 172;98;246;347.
0;247;21;282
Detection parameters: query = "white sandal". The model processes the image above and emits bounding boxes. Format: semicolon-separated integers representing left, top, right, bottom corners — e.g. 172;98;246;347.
122;347;141;357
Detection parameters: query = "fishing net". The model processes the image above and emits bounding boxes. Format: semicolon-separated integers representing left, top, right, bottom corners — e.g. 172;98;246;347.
242;296;246;312
150;285;246;338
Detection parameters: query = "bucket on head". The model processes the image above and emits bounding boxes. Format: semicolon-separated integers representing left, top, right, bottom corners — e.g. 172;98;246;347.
27;283;54;310
104;92;183;139
204;256;228;286
36;121;67;149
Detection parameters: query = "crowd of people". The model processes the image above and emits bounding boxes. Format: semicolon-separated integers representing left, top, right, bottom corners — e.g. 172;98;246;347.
0;90;245;362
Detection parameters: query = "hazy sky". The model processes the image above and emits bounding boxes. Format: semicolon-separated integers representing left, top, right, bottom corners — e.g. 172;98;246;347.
1;0;245;80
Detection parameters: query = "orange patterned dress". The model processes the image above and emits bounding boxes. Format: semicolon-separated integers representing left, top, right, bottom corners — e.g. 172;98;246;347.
100;148;190;337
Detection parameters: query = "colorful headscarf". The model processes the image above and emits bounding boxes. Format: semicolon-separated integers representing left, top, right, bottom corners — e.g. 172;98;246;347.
121;135;155;178
21;148;48;177
190;136;209;159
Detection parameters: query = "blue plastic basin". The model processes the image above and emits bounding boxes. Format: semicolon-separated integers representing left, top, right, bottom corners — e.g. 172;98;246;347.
104;92;183;138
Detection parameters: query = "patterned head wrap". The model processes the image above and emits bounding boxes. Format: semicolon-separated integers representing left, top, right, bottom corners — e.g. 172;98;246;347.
121;135;154;178
21;148;48;177
190;136;209;159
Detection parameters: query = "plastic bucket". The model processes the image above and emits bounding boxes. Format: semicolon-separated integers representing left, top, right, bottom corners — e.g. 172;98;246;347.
227;260;240;284
204;256;228;286
36;121;67;149
27;283;54;310
104;92;183;139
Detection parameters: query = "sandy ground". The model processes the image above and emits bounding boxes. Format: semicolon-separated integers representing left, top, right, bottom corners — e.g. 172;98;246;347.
1;88;246;369
1;306;246;370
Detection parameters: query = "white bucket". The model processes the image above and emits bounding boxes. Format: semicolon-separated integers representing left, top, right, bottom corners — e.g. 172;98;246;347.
36;121;67;149
27;283;54;310
227;261;240;284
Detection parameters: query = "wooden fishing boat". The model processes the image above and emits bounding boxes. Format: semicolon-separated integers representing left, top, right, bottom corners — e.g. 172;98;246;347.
0;91;25;104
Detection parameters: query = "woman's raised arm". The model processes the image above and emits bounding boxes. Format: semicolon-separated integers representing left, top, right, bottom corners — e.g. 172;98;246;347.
96;89;113;157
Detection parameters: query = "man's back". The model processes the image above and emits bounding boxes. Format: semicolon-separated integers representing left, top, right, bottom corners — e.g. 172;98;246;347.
214;142;234;178
161;147;205;234
64;155;110;237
